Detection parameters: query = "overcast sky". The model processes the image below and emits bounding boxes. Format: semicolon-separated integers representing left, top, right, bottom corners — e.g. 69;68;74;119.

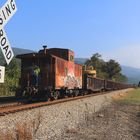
1;0;140;68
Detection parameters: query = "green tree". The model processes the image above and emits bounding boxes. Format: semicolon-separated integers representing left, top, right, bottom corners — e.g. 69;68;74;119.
104;59;121;80
113;73;128;82
85;54;128;82
0;58;21;96
85;53;102;69
85;53;105;77
5;58;20;91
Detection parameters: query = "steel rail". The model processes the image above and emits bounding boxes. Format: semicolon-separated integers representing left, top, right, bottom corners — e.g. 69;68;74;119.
0;89;126;116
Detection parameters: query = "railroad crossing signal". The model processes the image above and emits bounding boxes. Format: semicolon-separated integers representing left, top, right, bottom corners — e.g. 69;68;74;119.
0;66;5;83
0;0;17;65
0;0;17;83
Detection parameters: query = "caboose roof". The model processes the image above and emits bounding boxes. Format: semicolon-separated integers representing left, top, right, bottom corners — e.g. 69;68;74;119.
48;48;74;53
16;52;51;59
16;48;74;60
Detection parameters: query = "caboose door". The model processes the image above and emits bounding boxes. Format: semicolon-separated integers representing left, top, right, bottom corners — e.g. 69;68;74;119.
40;56;55;89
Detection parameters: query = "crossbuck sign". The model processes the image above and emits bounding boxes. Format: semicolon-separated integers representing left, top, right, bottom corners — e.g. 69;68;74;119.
0;66;5;83
0;0;17;83
0;0;17;65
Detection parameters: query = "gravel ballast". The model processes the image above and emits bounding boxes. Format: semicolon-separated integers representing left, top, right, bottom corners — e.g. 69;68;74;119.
0;89;134;139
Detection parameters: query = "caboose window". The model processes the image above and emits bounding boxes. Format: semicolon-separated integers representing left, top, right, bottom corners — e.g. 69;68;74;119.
70;55;74;61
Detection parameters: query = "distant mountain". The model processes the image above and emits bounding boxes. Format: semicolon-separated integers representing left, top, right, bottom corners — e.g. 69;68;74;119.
0;48;35;65
121;66;140;84
13;47;35;55
75;58;88;65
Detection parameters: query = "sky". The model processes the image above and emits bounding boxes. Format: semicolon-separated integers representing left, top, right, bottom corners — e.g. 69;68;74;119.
1;0;140;68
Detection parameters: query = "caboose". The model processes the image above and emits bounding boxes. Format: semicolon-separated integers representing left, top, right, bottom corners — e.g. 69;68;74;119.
16;46;83;100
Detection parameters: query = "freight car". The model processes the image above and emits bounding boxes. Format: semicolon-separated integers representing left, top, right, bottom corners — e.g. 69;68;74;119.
86;76;132;92
16;46;132;101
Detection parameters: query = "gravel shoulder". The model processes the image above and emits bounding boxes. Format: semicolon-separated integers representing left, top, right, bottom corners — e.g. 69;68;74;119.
0;88;139;140
62;102;140;140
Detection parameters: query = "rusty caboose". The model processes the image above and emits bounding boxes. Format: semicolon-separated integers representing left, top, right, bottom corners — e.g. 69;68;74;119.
16;46;132;101
16;46;82;100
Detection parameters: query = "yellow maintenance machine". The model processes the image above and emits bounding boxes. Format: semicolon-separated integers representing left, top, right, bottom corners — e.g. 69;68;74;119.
83;65;96;77
82;65;96;90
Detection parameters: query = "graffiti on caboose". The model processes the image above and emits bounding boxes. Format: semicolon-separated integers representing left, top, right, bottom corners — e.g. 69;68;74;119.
62;75;81;88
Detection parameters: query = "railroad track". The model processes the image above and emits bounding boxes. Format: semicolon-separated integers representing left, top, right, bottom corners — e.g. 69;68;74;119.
0;90;116;116
0;102;22;109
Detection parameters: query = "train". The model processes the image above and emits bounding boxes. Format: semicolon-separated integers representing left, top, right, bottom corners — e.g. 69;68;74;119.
16;46;132;101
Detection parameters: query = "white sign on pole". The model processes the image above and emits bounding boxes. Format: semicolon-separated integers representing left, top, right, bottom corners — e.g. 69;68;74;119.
0;0;17;30
0;28;14;64
0;0;17;65
0;66;5;83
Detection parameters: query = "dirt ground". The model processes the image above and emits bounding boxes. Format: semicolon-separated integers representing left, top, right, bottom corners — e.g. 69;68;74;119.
61;102;140;140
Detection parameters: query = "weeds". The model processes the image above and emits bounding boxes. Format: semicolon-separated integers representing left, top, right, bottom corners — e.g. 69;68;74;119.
0;112;42;140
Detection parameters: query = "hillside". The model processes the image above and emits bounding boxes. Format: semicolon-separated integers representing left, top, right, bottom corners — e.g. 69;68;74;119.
13;47;35;55
121;66;140;84
0;48;35;65
75;58;88;65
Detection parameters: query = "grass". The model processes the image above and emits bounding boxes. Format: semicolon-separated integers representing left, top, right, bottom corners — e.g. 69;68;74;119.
116;88;140;105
